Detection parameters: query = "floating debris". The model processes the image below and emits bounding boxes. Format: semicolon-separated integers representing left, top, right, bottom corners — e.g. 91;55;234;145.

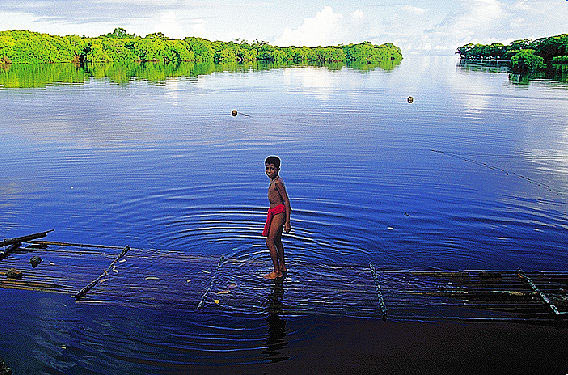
369;263;388;321
197;255;226;309
30;256;42;268
230;109;251;117
26;243;47;249
6;268;23;280
75;246;129;300
2;237;567;321
1;230;53;262
407;96;414;103
0;229;54;248
0;358;12;375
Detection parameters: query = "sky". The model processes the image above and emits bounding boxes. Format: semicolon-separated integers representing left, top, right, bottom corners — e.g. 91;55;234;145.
0;0;567;55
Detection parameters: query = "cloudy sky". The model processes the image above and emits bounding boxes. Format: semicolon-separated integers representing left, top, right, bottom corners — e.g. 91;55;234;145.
0;0;566;55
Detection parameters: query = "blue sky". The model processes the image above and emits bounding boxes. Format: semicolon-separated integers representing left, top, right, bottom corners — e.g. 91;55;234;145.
1;0;567;55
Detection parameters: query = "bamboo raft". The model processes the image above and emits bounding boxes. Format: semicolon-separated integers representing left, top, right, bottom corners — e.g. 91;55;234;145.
1;230;567;322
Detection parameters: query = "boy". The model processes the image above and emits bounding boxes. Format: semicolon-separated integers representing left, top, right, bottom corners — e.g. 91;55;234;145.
262;156;291;279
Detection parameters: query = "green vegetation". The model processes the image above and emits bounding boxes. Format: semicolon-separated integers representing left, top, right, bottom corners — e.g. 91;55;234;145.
510;49;545;73
0;28;403;88
457;34;568;73
0;28;402;66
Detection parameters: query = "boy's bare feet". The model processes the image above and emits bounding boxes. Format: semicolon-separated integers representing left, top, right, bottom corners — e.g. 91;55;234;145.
264;271;282;279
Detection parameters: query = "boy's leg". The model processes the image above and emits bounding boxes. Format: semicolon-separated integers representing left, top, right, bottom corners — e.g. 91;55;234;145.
274;232;286;272
264;213;285;279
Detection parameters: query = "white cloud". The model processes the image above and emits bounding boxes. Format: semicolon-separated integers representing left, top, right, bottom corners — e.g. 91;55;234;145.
402;5;426;15
1;0;568;54
393;0;507;55
351;9;364;20
0;10;115;36
0;12;38;30
274;6;344;47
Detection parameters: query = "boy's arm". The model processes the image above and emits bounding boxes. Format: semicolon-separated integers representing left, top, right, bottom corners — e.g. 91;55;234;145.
275;179;291;233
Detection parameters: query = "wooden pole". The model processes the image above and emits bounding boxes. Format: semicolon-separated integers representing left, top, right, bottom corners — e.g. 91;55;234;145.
30;240;124;250
517;270;566;316
0;229;54;247
75;245;129;300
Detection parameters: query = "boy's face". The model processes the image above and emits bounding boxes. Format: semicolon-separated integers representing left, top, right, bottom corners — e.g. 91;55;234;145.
265;163;279;179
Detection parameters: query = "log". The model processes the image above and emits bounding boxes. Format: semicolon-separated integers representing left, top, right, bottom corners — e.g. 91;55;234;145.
518;270;565;316
0;244;20;261
369;263;388;321
0;229;54;247
30;240;123;250
75;245;129;300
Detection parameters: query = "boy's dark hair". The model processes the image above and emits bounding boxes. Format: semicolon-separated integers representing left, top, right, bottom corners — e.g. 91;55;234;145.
265;156;281;169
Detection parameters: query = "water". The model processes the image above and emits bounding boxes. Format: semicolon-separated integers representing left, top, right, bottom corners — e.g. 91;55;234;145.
1;56;568;372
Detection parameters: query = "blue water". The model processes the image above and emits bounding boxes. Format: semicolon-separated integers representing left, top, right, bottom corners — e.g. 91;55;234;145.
1;56;568;372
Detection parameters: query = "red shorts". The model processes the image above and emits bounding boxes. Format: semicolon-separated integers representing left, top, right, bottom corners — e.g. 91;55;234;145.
262;204;286;237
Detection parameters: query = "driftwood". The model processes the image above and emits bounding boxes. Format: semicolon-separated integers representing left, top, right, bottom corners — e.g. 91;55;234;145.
369;263;388;321
75;245;129;300
0;229;54;247
0;244;19;261
0;230;54;261
518;270;567;316
30;240;124;250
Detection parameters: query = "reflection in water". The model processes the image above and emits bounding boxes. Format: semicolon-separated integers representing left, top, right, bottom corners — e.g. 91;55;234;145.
0;59;401;88
457;59;568;84
263;277;288;362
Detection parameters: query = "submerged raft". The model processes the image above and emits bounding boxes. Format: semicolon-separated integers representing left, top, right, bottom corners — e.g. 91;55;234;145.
1;232;567;322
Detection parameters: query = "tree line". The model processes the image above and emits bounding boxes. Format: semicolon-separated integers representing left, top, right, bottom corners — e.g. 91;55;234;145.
0;28;402;66
456;34;568;73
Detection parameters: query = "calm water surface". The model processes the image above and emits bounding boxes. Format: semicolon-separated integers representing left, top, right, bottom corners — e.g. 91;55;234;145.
1;56;568;372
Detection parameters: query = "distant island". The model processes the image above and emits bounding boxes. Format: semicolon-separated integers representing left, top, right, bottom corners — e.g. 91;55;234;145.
457;34;568;74
0;28;402;66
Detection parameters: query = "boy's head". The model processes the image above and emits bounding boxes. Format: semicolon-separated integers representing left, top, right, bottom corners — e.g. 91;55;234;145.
265;156;281;169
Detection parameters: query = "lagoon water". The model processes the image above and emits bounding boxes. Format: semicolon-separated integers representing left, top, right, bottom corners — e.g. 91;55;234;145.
1;56;568;372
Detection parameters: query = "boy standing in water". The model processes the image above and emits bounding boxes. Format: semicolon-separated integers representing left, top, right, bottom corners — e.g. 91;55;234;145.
263;156;291;279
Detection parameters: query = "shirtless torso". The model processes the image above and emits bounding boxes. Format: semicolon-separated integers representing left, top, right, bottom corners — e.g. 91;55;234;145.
268;177;285;208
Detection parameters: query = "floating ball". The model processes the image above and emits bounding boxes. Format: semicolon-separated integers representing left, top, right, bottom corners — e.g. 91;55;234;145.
231;110;238;116
407;96;414;103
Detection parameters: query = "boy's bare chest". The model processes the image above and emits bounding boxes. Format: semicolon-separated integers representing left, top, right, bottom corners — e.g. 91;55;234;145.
267;182;281;203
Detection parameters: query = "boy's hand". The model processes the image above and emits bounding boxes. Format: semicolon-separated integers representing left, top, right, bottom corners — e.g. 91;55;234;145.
284;222;291;233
